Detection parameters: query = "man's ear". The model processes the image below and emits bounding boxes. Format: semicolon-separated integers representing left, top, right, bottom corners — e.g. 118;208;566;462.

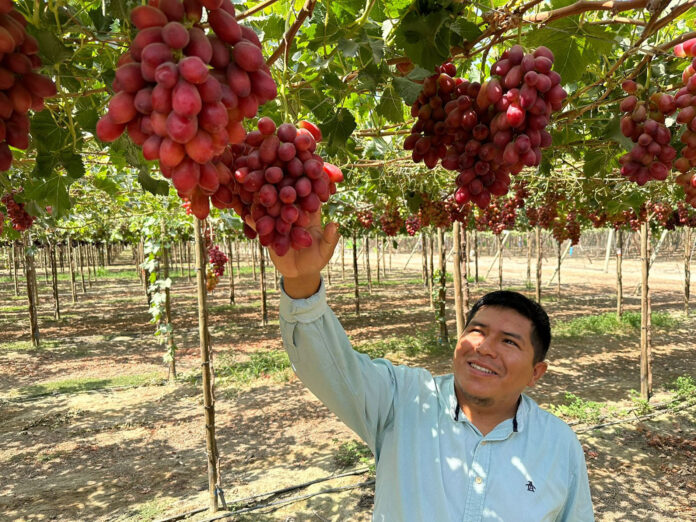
528;361;548;387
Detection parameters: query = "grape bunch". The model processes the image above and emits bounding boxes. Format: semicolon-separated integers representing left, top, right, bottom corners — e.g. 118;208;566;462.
96;0;277;219
219;117;343;256
403;62;459;169
0;2;57;171
379;205;404;236
1;191;34;230
404;45;566;209
405;214;422;236
475;195;517;235
444;195;471;223
525;192;561;229
649;201;677;230
551;211;581;245
208;244;227;276
181;197;193;215
357;209;374;229
585;210;608;229
617;81;676;185
672;44;696;207
418;194;452;229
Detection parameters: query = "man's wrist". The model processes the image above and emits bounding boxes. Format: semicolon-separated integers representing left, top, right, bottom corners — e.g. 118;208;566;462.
282;273;322;299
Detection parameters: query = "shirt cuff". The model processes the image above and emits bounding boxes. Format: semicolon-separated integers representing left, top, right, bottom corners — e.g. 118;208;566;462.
279;276;328;323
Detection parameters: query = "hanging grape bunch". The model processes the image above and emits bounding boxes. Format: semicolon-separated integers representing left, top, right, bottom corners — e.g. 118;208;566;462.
379;205;404;236
418;195;452;229
0;2;57;171
617;80;676;185
672;39;696;207
1;191;34;231
356;209;374;229
405;215;421;236
206;244;227;291
219;117;343;256
96;0;277;220
404;45;566;209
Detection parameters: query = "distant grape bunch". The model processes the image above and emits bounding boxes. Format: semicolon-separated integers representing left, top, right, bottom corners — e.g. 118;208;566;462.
379;205;404;236
0;1;56;171
404;45;566;209
221;118;343;256
1;191;34;230
97;0;277;219
356;209;373;229
618;80;676;185
673;38;696;207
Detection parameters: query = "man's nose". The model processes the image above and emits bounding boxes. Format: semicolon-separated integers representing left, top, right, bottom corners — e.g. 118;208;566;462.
473;336;496;357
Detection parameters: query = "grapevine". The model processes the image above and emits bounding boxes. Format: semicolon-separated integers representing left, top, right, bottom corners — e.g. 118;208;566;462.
1;191;34;231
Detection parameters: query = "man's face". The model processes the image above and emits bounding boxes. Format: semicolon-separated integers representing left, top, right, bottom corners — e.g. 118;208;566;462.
453;305;547;409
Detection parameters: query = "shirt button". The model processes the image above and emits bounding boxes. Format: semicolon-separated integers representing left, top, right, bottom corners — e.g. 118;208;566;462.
480;441;487;446
475;477;482;484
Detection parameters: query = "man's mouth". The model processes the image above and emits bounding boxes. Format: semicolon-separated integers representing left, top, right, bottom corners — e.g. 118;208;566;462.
468;361;498;376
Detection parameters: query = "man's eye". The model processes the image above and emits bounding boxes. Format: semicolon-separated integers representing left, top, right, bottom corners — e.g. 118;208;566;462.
504;339;519;348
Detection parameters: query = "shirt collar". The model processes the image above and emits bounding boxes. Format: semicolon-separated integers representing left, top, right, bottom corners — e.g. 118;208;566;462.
448;377;530;435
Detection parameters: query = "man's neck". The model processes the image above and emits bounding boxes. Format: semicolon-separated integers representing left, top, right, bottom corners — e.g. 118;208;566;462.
456;392;521;436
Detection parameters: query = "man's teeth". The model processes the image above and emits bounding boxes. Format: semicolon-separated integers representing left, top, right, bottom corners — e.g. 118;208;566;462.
471;363;495;375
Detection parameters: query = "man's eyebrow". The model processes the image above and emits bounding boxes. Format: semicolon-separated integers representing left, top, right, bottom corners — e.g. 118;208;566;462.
502;331;523;341
468;321;524;341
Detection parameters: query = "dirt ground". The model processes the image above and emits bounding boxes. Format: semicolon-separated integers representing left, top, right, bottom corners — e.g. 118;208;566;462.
0;240;695;521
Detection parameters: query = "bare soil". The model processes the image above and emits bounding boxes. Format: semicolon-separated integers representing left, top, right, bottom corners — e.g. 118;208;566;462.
0;243;695;521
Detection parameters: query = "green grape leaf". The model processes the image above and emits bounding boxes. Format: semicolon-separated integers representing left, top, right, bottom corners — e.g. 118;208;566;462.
393;77;423;105
376;85;404;123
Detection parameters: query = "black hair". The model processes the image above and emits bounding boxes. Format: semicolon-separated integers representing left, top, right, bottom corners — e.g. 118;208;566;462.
465;290;551;363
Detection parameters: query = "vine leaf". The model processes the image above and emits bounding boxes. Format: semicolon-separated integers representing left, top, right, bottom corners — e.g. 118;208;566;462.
319;108;357;153
394;11;451;72
376;85;404;123
393;77;422;105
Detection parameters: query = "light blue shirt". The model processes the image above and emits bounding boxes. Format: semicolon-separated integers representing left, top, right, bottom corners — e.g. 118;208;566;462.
279;279;594;521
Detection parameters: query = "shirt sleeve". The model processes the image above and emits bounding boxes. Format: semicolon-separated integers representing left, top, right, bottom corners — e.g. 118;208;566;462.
278;277;402;456
558;437;595;521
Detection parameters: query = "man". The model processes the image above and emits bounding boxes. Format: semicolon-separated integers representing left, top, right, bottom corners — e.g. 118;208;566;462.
261;213;593;521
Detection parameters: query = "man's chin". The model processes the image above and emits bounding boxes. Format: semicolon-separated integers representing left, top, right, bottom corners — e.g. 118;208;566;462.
455;383;493;407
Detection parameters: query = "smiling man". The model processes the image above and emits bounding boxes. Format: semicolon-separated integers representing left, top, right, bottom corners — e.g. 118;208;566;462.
269;215;593;521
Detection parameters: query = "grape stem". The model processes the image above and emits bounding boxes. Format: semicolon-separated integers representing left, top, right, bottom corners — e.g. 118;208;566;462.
267;0;318;66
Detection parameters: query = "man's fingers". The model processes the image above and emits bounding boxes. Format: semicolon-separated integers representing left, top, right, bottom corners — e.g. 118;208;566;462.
319;222;340;260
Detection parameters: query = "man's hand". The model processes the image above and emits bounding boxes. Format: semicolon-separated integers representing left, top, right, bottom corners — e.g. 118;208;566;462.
246;210;340;299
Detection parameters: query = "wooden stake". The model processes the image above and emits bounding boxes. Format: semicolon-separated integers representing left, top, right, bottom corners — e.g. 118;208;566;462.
365;235;372;294
162;220;176;382
453;222;465;339
437;228;449;345
23;232;40;347
194;218;220;513
49;240;60;320
640;221;651;400
535;226;542;303
616;229;623;318
259;241;268;326
684;227;692;316
226;238;235;305
352;231;360;316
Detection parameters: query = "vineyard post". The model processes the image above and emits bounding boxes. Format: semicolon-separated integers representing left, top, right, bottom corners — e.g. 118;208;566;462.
685;227;692;316
382;239;387;280
341;236;345;280
187;241;192;282
252;241;257;281
365;235;372;294
86;242;93;287
375;238;380;284
421;231;428;287
603;228;614;273
225;238;235;304
453;222;465;338
352;231;360;316
526;230;532;288
463;225;470;313
235;241;240;276
640;221;651;400
23;232;40;348
78;243;86;294
11;241;19;296
162;220;176;382
194;218;221;513
41;245;48;284
437;228;449;345
556;240;562;298
429;232;435;310
473;229;479;285
59;243;65;272
49;240;60;320
616;229;624;318
535;226;542;303
68;236;76;304
259;241;268;326
497;234;503;290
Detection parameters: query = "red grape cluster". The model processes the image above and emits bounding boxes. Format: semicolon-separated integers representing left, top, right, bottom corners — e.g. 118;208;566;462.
476;195;517;235
618;81;676;185
219;118;343;255
404;46;566;209
357;209;374;229
585;210;608;229
0;3;57;171
1;191;34;230
208;244;227;276
551;211;581;245
444;195;471;223
418;195;452;229
672;45;696;207
525;192;561;229
379;205;404;236
609;206;646;231
405;214;422;236
96;0;277;219
677;202;696;227
181;197;193;215
648;201;678;230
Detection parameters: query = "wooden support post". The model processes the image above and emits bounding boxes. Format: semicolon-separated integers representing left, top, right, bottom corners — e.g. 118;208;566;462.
453;222;465;339
616;229;624;318
640;222;651;401
437;228;449;345
259;241;267;326
352;231;360;316
194;218;220;513
24;233;40;347
535;226;542;303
